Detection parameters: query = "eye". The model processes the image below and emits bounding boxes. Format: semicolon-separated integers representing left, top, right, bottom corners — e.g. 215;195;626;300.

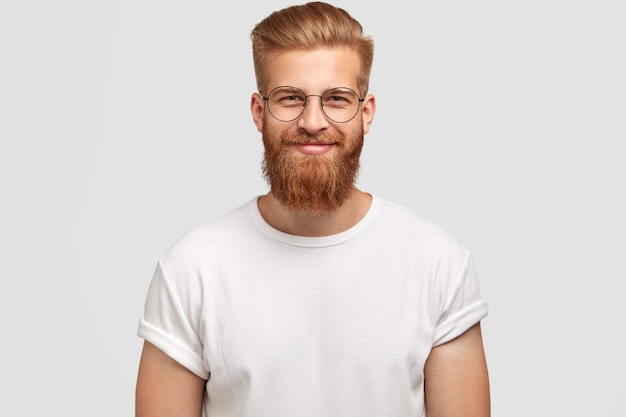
322;89;357;107
284;95;302;102
271;88;306;106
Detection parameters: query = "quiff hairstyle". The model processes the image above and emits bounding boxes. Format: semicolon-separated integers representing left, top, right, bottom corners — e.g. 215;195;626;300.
251;1;374;96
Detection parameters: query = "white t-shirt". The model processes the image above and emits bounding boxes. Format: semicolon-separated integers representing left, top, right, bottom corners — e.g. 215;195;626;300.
138;195;488;417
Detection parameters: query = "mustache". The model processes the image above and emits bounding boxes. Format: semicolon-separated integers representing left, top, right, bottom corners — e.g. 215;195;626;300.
279;131;342;146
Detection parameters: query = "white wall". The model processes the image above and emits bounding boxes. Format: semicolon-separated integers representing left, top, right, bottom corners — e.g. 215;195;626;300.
1;1;624;415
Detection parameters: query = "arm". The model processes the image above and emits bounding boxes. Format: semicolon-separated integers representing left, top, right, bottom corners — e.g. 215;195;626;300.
136;341;206;417
424;322;490;417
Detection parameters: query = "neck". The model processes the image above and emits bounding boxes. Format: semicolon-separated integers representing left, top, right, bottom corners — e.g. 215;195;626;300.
257;187;372;237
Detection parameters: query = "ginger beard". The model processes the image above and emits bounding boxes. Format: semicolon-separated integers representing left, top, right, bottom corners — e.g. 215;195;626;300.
262;123;364;216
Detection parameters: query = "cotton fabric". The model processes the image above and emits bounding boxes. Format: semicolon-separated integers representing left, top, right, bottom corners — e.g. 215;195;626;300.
138;195;488;417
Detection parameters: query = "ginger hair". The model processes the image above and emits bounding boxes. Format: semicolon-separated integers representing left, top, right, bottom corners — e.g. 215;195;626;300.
251;2;374;96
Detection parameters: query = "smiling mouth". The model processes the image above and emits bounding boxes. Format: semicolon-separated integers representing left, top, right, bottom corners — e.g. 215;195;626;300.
291;141;337;155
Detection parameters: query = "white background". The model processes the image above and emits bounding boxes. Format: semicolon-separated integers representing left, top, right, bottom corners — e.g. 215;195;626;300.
1;0;624;415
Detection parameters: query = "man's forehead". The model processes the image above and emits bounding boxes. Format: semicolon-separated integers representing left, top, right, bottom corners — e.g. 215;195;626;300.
263;47;361;90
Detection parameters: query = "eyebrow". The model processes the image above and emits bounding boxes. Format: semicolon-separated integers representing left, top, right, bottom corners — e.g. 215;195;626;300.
271;86;356;94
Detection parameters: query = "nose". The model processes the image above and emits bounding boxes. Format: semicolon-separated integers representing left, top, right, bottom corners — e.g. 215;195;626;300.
297;95;329;134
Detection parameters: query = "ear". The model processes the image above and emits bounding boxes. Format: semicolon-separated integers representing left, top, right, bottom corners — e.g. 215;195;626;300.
361;94;376;135
250;93;265;133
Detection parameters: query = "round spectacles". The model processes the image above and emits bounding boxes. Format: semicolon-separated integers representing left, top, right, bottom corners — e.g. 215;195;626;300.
262;86;364;123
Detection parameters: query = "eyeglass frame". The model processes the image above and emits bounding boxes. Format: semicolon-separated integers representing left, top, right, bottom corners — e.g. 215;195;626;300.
261;86;365;123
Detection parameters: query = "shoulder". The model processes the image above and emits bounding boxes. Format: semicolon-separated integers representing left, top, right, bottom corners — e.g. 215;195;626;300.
159;198;257;271
374;198;466;253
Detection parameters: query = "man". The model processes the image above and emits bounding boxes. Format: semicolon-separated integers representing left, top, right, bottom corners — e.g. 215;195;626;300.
136;2;490;416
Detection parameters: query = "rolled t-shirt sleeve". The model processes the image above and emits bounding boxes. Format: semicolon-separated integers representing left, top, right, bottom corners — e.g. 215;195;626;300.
432;251;488;347
137;261;209;379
